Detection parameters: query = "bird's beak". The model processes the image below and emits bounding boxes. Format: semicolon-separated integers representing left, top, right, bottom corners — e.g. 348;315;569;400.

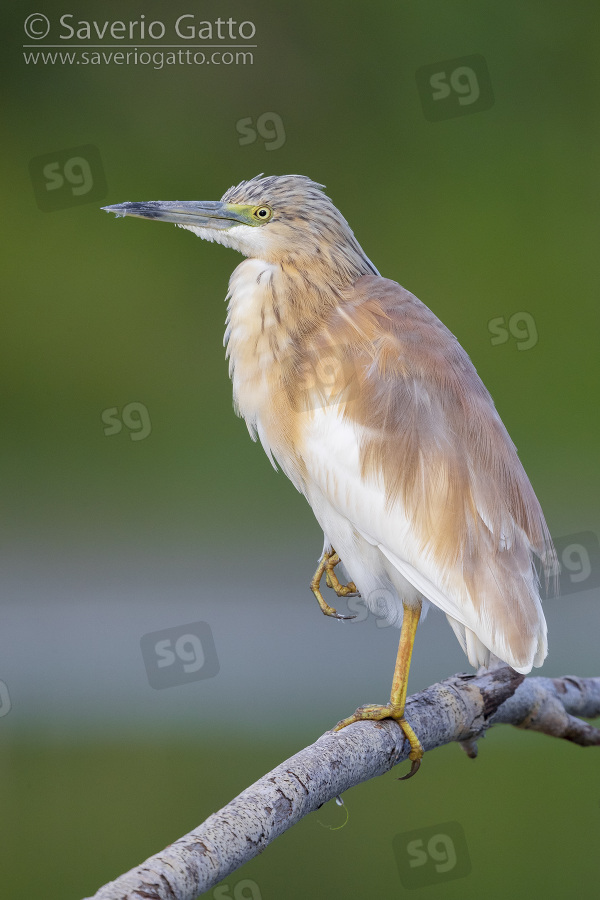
102;200;249;230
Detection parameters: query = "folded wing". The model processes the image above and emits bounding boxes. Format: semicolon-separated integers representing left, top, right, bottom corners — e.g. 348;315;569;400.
293;275;555;672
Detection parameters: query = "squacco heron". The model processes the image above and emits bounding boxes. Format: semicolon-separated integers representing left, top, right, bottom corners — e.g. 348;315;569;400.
104;175;555;778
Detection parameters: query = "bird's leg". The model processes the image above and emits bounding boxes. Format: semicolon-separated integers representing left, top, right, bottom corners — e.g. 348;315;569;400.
333;601;424;779
324;552;359;597
310;550;356;620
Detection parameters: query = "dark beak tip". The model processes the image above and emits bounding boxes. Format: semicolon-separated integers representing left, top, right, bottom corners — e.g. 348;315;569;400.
102;203;128;216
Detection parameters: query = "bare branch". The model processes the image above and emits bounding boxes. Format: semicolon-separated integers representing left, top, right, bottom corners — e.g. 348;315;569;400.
83;669;600;900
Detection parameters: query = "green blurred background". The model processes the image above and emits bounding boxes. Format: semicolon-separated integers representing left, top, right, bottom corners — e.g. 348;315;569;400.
2;1;599;898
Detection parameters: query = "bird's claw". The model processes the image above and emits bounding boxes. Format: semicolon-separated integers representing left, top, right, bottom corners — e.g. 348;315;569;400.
398;757;421;780
324;570;359;597
324;553;360;598
332;702;424;779
310;549;358;619
313;591;356;620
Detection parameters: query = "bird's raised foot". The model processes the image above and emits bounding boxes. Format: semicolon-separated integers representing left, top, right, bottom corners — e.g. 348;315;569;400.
312;590;356;620
324;571;358;596
332;703;423;779
324;552;360;598
310;550;357;620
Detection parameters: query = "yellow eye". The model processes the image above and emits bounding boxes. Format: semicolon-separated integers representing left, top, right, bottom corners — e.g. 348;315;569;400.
252;205;272;222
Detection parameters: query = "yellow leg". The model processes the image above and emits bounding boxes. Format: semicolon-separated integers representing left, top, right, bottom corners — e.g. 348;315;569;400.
333;601;424;779
310;550;357;620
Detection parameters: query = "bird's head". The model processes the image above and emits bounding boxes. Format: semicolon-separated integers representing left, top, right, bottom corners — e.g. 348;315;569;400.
103;174;377;280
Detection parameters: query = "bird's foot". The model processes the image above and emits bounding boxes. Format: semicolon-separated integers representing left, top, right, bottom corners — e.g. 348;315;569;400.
332;703;423;779
310;550;357;620
324;552;359;598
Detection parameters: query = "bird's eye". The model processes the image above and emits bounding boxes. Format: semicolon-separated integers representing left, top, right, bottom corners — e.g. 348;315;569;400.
252;205;272;222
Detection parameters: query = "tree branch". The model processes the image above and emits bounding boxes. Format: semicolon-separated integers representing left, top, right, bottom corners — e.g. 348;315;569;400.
83;669;600;900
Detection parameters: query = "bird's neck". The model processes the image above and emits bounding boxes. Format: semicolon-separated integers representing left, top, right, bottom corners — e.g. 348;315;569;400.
223;257;345;466
225;256;341;366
